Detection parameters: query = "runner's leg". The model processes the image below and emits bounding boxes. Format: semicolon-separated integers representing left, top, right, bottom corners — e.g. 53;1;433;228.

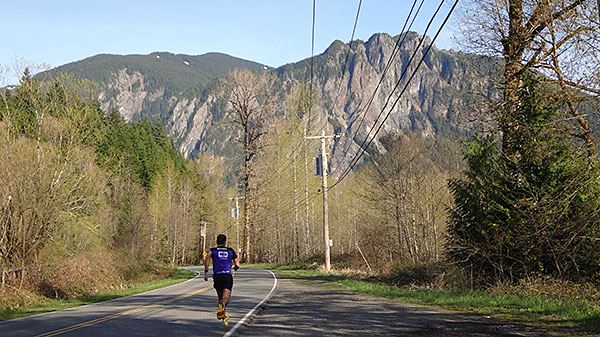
216;285;226;319
216;289;223;303
222;288;231;306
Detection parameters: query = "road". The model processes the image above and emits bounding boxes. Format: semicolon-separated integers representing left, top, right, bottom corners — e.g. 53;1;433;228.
1;267;579;337
0;267;276;337
233;278;570;337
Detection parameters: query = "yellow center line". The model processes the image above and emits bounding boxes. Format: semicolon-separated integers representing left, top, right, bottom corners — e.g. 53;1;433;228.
35;285;213;337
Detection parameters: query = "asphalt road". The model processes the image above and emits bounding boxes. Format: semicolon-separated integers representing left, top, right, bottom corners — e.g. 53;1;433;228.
0;267;276;337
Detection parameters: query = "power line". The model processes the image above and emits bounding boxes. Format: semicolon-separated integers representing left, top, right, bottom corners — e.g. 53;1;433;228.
257;0;460;222
329;0;425;177
327;0;363;121
331;0;460;189
250;0;320;188
259;0;438;222
332;0;456;188
257;0;363;189
331;0;447;185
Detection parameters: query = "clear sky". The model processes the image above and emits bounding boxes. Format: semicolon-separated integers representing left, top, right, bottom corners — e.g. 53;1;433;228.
1;1;460;85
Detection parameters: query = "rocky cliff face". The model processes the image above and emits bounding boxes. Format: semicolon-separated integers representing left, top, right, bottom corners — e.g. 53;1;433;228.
274;32;498;168
99;69;148;122
46;32;499;170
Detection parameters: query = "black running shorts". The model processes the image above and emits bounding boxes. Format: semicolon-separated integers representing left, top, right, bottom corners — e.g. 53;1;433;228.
213;273;233;290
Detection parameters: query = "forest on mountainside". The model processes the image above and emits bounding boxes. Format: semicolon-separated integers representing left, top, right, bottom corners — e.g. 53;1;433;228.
39;52;268;100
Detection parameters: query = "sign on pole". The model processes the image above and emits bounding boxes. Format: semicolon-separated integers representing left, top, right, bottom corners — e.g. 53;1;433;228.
314;156;322;176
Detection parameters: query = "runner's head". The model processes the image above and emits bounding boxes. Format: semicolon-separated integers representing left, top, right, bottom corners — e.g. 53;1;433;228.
217;234;227;246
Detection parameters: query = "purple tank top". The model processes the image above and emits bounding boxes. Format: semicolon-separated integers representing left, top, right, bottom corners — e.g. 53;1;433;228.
210;247;237;275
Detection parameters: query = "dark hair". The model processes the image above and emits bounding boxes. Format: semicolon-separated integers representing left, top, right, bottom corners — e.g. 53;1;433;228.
217;234;227;245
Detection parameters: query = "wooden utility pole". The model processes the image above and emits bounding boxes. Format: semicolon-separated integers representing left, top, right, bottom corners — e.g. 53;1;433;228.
199;221;210;262
306;129;338;272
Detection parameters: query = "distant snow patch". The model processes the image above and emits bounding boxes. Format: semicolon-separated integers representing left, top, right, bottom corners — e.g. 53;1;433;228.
184;61;190;65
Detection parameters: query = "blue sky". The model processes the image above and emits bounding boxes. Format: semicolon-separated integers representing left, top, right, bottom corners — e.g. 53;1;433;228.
1;1;460;84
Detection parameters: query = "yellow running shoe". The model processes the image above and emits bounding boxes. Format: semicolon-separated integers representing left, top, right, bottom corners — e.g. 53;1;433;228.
223;313;229;327
217;303;225;320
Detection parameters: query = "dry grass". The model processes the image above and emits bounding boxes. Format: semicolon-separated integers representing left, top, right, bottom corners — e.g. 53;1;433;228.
0;287;49;312
491;277;600;306
1;249;171;311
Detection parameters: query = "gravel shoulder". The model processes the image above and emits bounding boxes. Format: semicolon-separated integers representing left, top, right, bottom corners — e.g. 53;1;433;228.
233;277;586;337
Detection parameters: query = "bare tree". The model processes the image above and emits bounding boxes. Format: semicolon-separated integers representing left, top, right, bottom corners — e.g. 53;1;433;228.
355;134;449;265
457;0;600;157
221;69;275;263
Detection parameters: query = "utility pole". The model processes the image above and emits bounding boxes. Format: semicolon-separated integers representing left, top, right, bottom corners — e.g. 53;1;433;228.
306;129;338;272
199;221;210;262
229;196;244;256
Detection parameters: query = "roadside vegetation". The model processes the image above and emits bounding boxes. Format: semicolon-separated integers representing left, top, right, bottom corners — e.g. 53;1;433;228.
0;70;229;315
248;4;600;337
0;268;194;321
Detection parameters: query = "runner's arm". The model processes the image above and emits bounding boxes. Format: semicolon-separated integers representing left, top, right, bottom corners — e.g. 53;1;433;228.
233;256;240;271
204;250;212;281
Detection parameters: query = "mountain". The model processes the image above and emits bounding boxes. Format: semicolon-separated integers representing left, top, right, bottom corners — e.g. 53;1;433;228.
38;32;499;171
274;32;498;167
39;52;270;122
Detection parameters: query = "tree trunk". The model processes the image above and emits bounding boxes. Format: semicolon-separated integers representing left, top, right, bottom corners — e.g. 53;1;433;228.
276;175;283;263
303;130;311;257
395;197;403;255
293;162;300;259
243;132;252;263
501;0;526;154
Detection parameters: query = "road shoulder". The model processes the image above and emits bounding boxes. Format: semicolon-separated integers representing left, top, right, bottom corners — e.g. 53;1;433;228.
233;276;585;337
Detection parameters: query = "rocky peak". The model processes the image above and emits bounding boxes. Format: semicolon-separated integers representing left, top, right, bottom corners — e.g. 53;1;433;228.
38;32;498;170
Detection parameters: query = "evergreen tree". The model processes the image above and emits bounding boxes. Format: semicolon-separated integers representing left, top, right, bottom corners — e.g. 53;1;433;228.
448;76;600;284
11;69;41;138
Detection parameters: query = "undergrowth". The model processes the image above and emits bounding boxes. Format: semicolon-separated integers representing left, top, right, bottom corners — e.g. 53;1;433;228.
0;249;193;318
0;268;194;321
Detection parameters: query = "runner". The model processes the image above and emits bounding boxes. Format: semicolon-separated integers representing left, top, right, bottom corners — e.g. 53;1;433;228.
204;234;240;327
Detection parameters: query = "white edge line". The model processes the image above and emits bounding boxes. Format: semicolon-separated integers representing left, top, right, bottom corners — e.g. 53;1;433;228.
223;269;278;337
0;268;201;324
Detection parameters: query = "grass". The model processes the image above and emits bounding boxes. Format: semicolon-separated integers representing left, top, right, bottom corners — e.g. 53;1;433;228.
0;268;195;321
251;264;600;335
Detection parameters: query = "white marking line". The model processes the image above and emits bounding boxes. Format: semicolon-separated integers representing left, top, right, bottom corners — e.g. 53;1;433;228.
223;269;278;337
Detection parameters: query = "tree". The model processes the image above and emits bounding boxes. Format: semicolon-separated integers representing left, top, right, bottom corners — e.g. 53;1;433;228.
289;82;319;257
0;67;213;304
220;69;275;263
448;76;600;285
458;0;600;158
0;73;112;278
355;134;449;265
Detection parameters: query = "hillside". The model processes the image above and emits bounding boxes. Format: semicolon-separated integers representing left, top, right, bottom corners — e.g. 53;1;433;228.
38;52;269;122
37;32;499;171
